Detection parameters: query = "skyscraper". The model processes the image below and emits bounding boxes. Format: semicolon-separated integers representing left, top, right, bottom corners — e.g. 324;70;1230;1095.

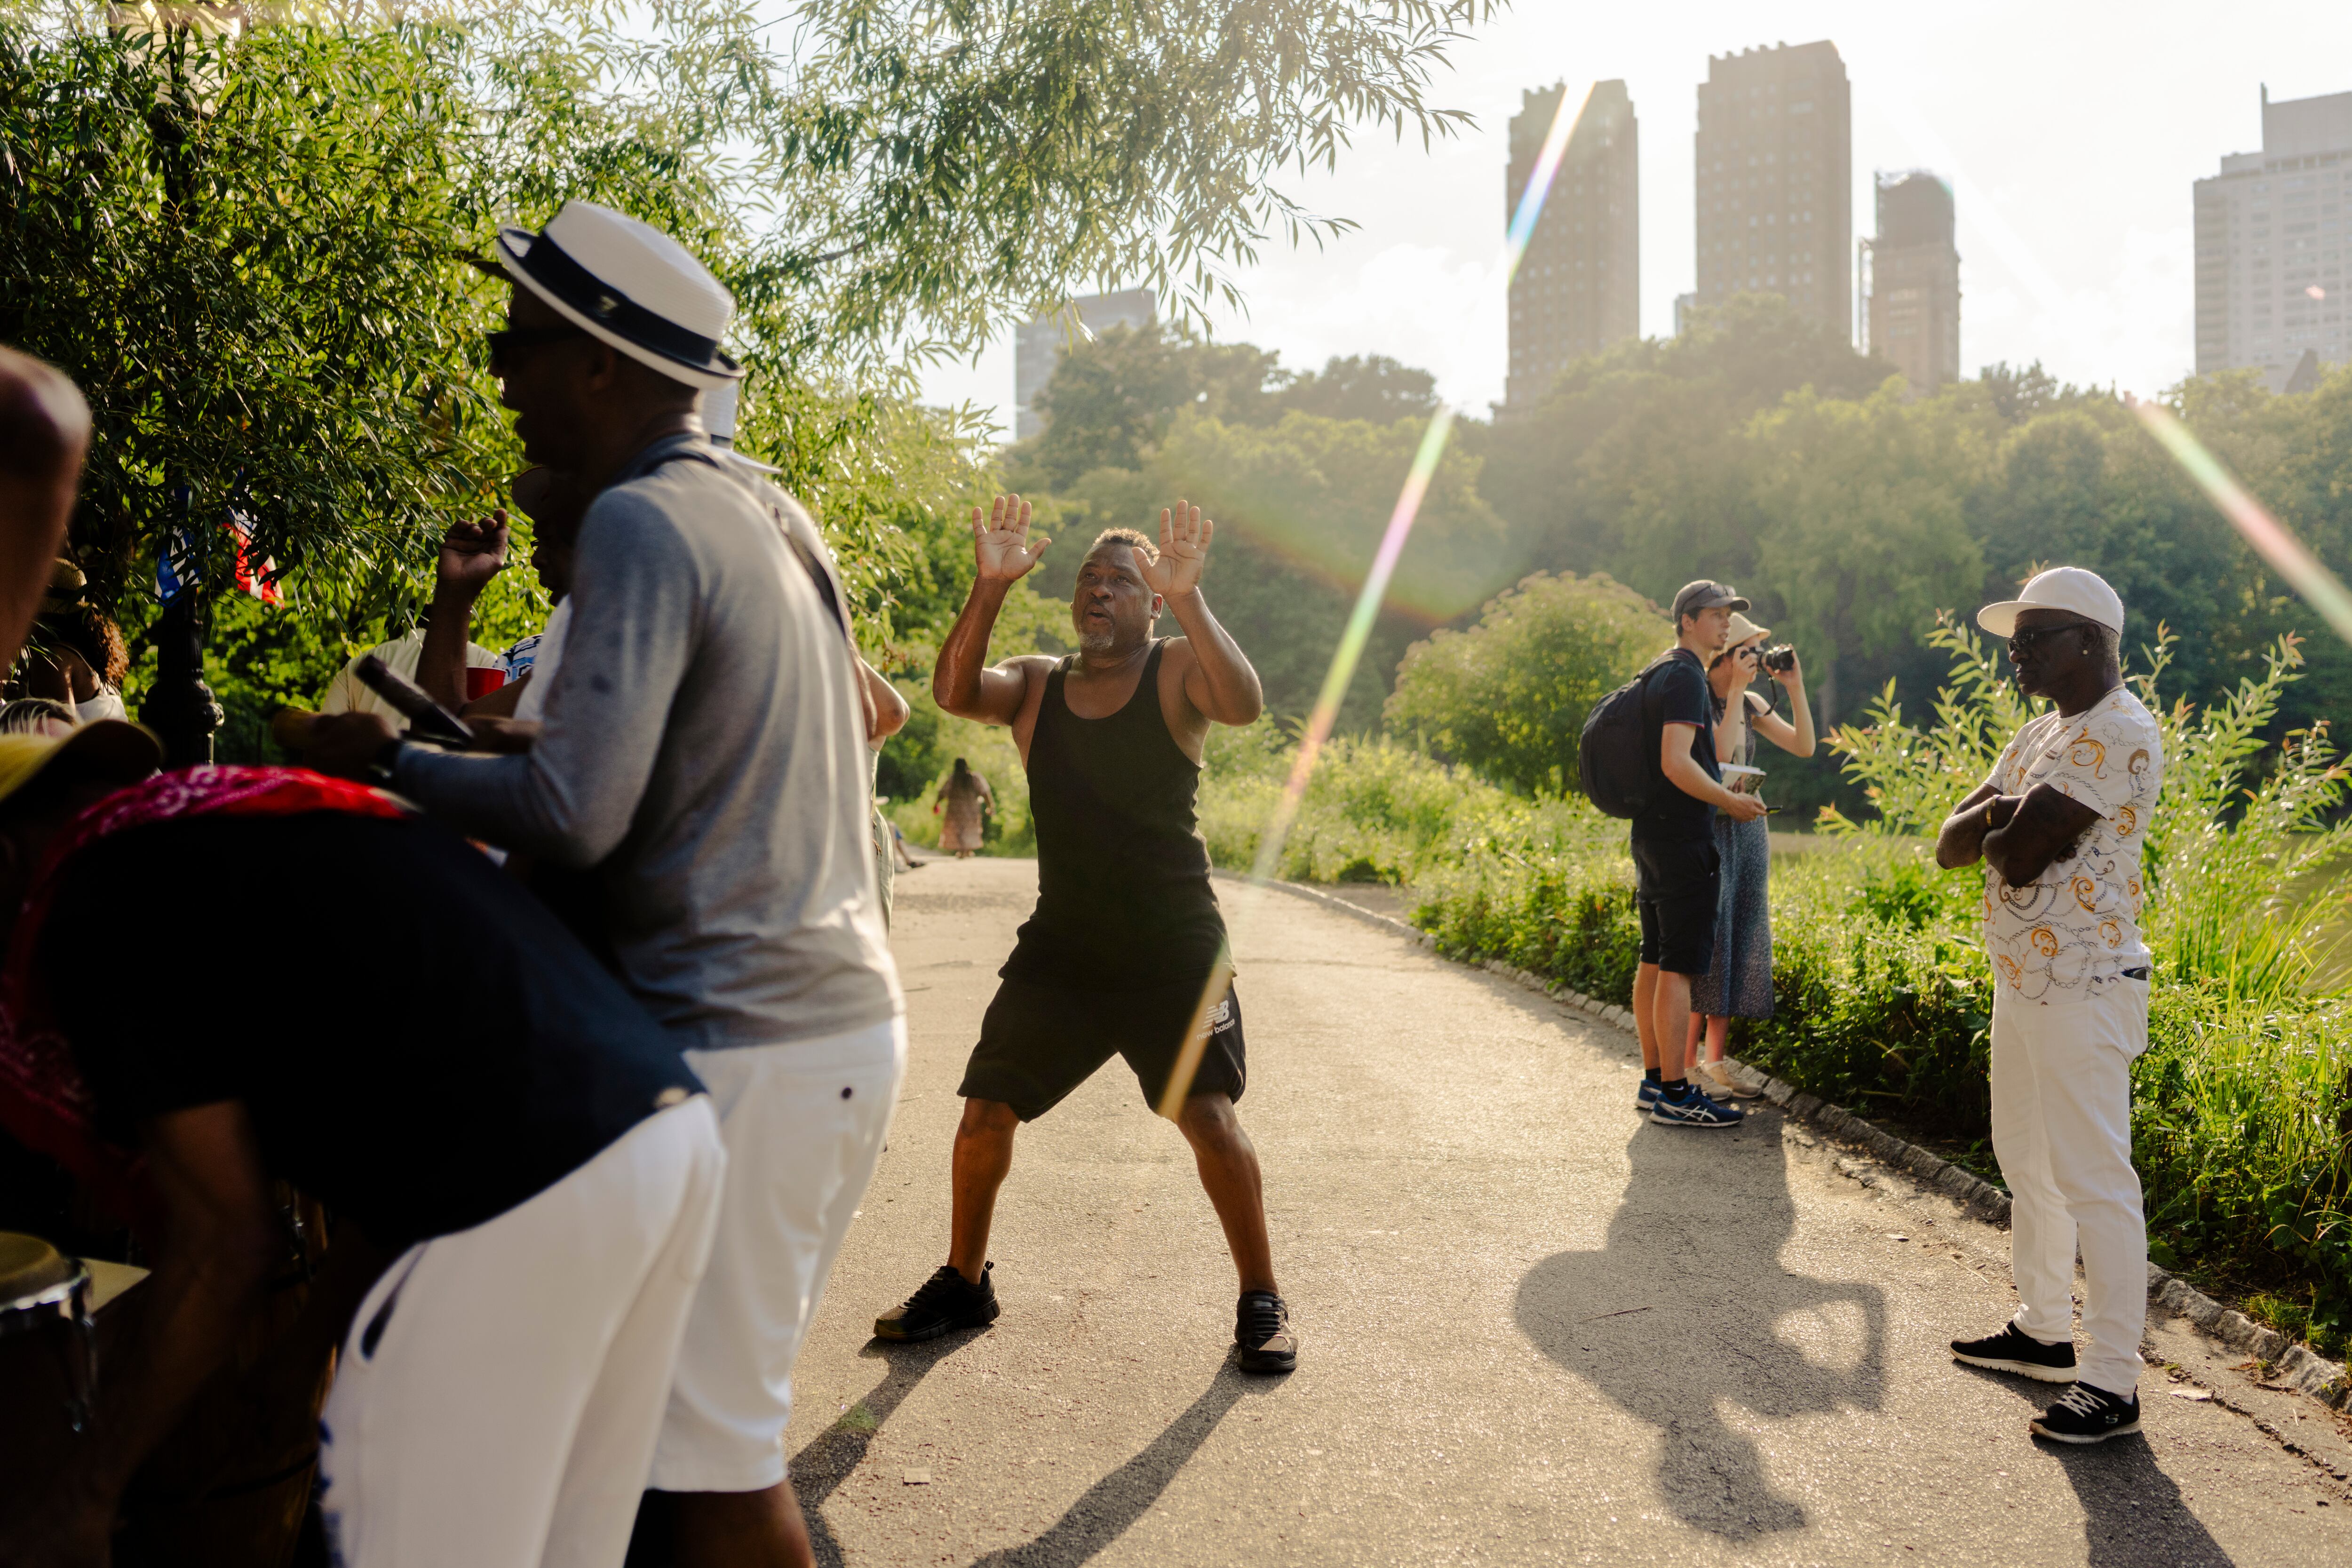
1504;80;1637;410
1864;172;1961;392
2194;87;2352;392
1692;41;1851;340
1013;288;1156;440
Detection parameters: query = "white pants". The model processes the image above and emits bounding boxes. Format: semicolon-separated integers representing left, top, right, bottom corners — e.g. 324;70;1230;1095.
320;1097;726;1568
1989;979;2149;1397
650;1016;907;1492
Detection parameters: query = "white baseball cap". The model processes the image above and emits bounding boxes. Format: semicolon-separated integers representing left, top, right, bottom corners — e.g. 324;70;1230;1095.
1976;566;2125;638
497;200;743;389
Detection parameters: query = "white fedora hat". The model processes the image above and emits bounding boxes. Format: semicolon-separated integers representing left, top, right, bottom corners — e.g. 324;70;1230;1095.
497;200;744;389
1976;565;2125;638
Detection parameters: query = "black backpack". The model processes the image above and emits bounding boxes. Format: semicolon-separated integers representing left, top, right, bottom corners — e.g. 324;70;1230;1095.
1578;655;1677;819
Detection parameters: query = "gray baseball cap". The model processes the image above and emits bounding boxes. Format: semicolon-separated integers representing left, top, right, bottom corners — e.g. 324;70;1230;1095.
1671;580;1750;620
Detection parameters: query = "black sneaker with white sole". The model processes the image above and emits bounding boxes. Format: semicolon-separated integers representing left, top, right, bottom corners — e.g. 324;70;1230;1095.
1950;1322;2078;1383
1236;1290;1297;1374
2030;1382;2142;1444
874;1262;1000;1342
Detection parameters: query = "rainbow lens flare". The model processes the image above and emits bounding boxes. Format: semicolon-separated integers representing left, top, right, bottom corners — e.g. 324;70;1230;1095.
1155;83;1589;1116
2131;398;2352;648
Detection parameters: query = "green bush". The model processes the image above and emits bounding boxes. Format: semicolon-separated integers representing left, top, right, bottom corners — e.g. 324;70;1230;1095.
1384;571;1668;796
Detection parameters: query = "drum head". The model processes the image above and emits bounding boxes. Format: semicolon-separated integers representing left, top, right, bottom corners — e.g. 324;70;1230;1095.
0;1232;79;1306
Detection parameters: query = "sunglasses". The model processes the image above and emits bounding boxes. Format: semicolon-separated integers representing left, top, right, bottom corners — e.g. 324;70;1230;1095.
486;325;586;372
2006;621;2092;656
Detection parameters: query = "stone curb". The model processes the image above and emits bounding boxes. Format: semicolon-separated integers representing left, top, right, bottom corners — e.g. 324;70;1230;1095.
1229;871;2352;1411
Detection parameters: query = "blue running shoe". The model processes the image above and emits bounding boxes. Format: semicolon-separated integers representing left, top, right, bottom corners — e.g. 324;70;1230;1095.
1635;1077;1662;1113
1651;1083;1744;1127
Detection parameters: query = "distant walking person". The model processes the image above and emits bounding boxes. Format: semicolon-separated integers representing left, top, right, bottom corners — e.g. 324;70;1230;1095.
1937;567;2162;1446
934;756;993;858
1685;613;1814;1099
1631;582;1769;1128
874;495;1299;1375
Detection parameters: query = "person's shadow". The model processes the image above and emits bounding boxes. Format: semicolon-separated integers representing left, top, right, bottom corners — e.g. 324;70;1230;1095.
1515;1113;1886;1542
1946;1362;2239;1565
789;1343;1258;1568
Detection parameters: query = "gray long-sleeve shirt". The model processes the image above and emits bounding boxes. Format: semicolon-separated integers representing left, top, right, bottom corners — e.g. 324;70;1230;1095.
395;435;900;1051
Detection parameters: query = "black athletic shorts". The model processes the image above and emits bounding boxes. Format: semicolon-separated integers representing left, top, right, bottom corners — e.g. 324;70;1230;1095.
1631;830;1721;978
958;975;1248;1122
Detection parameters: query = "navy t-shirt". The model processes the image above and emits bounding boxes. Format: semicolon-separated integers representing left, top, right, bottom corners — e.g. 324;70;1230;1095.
1635;649;1720;842
41;812;701;1245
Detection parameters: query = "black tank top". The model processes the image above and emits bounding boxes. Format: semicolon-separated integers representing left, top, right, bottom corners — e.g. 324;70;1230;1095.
1001;641;1226;992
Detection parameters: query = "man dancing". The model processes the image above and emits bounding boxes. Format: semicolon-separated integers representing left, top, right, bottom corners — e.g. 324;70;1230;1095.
1937;567;2163;1445
873;495;1296;1373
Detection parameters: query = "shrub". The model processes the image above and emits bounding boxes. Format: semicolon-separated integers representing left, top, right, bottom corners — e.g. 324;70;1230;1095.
1385;571;1669;796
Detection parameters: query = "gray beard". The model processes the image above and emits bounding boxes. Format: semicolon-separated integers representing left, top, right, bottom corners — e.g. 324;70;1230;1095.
1077;624;1119;653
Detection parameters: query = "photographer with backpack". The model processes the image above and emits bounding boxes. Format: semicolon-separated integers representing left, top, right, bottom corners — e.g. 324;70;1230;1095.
1581;581;1768;1127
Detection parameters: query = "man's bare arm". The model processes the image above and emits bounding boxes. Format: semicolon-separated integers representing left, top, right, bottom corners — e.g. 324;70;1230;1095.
1147;502;1262;726
416;512;509;712
1935;781;2009;869
1661;723;1766;822
934;494;1049;725
1982;783;2101;886
859;656;910;747
0;347;89;677
12;1102;278;1557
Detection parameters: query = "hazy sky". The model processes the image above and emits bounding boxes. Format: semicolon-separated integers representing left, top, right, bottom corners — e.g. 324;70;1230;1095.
915;1;2352;436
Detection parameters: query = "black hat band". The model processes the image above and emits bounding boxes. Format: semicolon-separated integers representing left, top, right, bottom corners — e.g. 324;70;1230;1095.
513;230;731;371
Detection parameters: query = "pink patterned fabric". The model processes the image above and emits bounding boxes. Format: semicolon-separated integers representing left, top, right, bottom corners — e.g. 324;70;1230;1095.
0;766;409;1225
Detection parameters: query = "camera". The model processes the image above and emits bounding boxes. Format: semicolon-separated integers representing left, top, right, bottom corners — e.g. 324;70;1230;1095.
1761;644;1797;674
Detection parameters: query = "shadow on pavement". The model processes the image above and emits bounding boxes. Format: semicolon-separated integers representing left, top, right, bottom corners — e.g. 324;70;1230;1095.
1948;1362;2239;1566
1516;1112;1886;1542
794;1333;976;1568
962;1357;1263;1567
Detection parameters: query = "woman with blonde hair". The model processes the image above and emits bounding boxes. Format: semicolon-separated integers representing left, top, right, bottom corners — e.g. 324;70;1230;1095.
1686;612;1814;1098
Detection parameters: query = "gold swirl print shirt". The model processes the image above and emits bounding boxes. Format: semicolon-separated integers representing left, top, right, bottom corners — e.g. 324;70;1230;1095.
1980;686;2164;1002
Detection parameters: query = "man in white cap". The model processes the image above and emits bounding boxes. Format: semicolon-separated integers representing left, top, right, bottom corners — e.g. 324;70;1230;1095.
310;199;903;1564
1934;566;2163;1446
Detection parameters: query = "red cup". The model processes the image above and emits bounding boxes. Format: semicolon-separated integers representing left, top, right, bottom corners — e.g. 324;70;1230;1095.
465;666;509;701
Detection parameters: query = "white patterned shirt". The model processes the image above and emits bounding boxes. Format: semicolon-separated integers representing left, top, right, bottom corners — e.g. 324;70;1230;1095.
1980;686;2164;1002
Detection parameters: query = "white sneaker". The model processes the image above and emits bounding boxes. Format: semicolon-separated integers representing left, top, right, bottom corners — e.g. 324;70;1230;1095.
1701;1062;1762;1100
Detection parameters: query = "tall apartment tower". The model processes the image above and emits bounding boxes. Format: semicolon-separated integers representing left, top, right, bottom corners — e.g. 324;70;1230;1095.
1692;41;1852;340
1504;80;1638;410
2194;87;2352;392
1013;288;1156;439
1864;172;1961;391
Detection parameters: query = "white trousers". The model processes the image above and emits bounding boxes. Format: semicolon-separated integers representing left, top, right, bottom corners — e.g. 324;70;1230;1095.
319;1097;726;1568
1989;979;2149;1397
650;1016;907;1492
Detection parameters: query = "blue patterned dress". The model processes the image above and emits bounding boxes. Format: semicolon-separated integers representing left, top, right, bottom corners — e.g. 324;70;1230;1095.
1692;691;1775;1019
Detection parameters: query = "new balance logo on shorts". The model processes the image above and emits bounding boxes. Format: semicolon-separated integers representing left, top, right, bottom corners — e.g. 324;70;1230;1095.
1195;995;1235;1040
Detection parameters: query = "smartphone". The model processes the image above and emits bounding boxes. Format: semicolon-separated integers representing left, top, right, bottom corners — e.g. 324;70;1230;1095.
353;655;474;748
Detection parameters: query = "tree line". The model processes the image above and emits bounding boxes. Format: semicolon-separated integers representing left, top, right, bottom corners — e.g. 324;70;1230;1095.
986;294;2352;819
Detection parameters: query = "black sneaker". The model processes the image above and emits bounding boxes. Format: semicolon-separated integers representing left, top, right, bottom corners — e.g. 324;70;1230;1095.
2030;1382;2143;1445
1950;1322;2077;1383
1236;1291;1297;1374
873;1263;999;1342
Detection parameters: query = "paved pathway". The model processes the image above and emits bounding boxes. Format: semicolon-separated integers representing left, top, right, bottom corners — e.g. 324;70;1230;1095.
787;858;2350;1566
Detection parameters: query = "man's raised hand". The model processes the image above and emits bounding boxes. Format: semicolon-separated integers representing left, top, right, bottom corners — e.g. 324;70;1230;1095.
972;494;1049;582
436;510;510;599
1142;500;1212;599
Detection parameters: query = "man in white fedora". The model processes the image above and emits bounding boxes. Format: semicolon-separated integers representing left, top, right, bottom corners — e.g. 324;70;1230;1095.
1934;566;2164;1446
312;199;904;1564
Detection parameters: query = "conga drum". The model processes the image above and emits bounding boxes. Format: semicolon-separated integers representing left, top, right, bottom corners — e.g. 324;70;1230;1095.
0;1230;97;1488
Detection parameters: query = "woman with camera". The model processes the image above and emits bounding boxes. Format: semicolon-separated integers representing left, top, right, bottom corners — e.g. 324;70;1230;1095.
1686;613;1815;1098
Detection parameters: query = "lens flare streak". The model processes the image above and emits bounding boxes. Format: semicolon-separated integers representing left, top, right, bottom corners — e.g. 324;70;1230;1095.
1155;86;1586;1116
2131;399;2352;648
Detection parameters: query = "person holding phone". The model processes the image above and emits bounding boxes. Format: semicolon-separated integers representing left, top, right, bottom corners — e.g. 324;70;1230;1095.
1685;615;1814;1098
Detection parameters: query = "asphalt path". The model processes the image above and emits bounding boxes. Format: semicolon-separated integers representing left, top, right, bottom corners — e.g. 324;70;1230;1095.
786;857;2349;1566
